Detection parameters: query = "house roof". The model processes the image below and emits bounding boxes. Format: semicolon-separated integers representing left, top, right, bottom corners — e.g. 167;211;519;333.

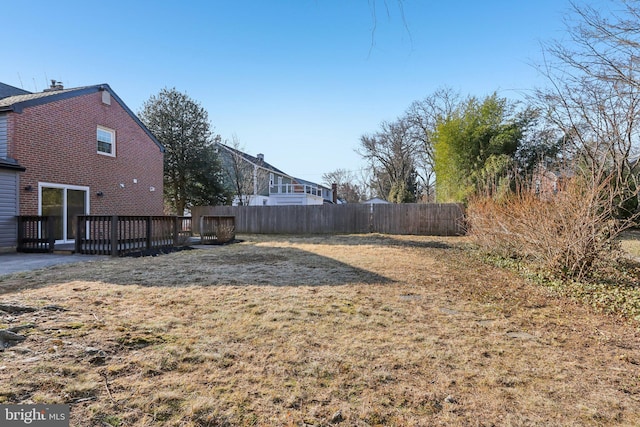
0;83;164;153
0;82;31;100
293;176;330;191
216;142;331;194
216;142;290;176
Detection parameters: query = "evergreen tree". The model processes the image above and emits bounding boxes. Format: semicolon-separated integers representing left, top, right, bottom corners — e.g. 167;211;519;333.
140;88;229;214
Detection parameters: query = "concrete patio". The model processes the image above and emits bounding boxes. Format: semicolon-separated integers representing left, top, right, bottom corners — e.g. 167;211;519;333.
0;252;109;277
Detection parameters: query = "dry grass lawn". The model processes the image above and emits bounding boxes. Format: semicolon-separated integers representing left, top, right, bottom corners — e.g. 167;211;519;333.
0;234;639;426
621;228;640;258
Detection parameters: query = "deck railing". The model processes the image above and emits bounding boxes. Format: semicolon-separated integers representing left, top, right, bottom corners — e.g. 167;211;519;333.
269;183;322;197
75;215;192;256
16;216;56;253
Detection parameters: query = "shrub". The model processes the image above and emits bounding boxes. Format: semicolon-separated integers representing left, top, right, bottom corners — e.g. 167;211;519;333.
466;178;629;281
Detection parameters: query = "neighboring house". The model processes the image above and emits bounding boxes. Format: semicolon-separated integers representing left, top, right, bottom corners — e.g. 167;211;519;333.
293;177;335;204
0;81;164;251
216;142;333;206
532;163;572;200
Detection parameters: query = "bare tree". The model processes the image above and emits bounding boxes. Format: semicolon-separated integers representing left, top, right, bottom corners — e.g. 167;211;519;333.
403;87;461;201
322;168;367;203
468;0;640;280
218;136;256;206
535;0;640;218
368;0;411;55
356;118;421;202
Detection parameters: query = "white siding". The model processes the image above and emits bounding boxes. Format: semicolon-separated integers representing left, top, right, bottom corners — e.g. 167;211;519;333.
270;193;324;206
0;169;19;250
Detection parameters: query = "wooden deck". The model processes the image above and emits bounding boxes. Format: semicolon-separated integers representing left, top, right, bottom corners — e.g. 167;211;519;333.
17;215;236;256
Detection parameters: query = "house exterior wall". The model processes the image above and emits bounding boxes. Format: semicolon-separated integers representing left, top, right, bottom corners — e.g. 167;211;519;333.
233;195;270;206
0;169;19;252
320;186;333;203
8;91;163;216
260;169;293;196
218;147;294;202
269;193;324;205
533;164;570;201
0;114;7;158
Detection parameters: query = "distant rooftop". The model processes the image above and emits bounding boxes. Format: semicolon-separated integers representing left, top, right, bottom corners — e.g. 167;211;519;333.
216;142;290;177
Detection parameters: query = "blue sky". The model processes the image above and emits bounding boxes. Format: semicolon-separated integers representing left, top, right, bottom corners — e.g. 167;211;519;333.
3;0;587;183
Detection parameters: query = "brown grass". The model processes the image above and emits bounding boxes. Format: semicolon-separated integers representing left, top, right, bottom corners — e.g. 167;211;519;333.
0;234;639;426
620;229;640;258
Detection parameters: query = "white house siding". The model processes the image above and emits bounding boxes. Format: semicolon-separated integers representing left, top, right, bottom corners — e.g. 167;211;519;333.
232;195;270;206
270;193;324;206
0;169;19;251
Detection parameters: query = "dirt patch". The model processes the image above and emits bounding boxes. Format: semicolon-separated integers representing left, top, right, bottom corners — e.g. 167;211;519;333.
122;245;197;258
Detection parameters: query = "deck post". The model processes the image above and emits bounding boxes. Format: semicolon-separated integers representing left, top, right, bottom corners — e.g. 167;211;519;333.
111;215;119;257
146;216;152;251
46;217;55;252
16;216;24;251
75;216;82;254
173;216;179;247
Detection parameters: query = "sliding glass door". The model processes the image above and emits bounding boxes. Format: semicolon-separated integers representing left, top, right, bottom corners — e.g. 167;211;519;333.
66;189;86;240
39;184;89;243
41;187;64;241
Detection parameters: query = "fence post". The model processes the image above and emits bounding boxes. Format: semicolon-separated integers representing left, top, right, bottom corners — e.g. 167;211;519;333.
46;217;55;252
173;216;179;247
369;203;375;233
16;217;23;251
146;216;152;251
111;215;119;257
75;216;82;254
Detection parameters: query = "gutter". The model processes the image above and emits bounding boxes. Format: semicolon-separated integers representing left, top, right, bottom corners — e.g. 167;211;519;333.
0;159;26;171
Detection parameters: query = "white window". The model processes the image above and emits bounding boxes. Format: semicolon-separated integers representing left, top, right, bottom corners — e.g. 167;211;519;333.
97;126;115;156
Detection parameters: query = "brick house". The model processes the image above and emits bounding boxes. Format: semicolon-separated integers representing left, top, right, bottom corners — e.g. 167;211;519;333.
0;81;164;251
532;163;572;200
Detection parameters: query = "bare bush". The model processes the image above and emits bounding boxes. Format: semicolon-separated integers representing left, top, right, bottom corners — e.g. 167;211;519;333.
174;231;192;247
466;177;630;281
214;223;236;244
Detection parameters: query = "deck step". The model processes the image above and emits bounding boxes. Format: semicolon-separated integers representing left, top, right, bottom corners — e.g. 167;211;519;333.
52;249;75;255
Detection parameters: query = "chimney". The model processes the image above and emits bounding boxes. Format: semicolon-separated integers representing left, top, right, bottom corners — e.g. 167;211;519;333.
44;80;64;92
256;153;264;162
332;183;338;204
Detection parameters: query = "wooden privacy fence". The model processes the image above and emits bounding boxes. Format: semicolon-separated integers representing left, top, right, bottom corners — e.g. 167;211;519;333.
75;215;192;256
16;216;56;253
192;203;465;236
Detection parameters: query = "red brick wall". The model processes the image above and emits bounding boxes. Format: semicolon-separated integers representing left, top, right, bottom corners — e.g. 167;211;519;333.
8;90;164;215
